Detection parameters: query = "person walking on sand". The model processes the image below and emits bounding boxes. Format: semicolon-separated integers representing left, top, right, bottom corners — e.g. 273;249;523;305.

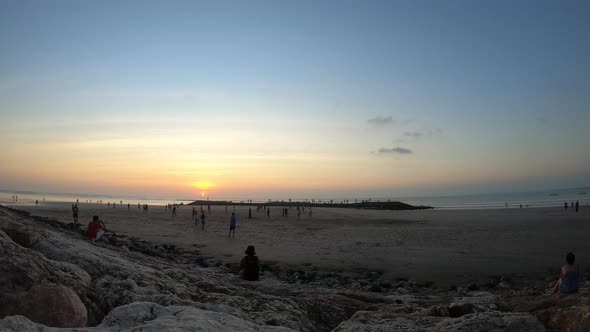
200;210;206;230
575;200;579;213
229;212;237;237
240;245;260;281
564;201;568;211
172;205;177;216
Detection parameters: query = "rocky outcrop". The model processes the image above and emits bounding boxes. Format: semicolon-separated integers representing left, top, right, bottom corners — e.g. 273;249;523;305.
0;302;293;331
333;309;546;331
508;285;590;332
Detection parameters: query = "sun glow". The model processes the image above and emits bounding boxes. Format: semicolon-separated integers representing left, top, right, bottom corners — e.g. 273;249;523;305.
193;181;214;190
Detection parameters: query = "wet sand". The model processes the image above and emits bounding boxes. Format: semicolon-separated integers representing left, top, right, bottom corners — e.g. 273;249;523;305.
11;202;590;285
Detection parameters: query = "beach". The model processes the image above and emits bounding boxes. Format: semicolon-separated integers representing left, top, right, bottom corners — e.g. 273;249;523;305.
11;202;590;285
2;203;590;331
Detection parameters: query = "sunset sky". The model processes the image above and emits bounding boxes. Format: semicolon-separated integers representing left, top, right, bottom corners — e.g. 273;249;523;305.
1;1;589;200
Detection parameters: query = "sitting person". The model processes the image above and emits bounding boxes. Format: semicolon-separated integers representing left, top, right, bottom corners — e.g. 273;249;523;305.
552;252;580;295
240;245;260;281
87;215;107;242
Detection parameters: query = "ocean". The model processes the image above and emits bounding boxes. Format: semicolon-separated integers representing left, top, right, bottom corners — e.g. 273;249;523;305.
0;187;588;210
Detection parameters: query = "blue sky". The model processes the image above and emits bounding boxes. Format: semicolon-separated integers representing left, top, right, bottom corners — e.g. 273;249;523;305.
0;0;589;198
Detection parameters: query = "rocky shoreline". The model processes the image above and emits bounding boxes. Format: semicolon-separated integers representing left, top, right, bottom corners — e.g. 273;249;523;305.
1;205;588;331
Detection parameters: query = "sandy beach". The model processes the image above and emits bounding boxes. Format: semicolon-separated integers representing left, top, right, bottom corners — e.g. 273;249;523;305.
11;202;590;285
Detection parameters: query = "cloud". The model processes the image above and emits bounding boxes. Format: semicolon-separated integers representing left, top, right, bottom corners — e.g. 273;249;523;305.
375;147;413;155
367;116;394;126
404;131;423;138
396;127;442;142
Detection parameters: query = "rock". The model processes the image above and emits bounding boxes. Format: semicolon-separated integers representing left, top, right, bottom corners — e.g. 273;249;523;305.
448;302;476;317
535;305;590;332
433;312;546;331
1;284;87;328
99;302;294;331
333;310;545;332
425;304;449;317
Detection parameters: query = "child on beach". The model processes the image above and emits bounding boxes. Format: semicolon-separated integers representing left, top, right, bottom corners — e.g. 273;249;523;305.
552;252;580;295
240;245;260;281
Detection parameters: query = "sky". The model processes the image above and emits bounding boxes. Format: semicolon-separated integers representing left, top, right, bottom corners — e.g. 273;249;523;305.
0;0;589;200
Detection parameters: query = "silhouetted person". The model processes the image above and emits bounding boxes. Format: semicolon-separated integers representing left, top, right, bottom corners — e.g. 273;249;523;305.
229;212;237;237
267;207;270;218
200;210;206;229
240;246;260;281
575;200;579;213
565;202;568;210
552;252;580;295
248;207;252;220
172;205;177;216
72;204;79;224
35;200;38;206
309;207;312;217
192;207;198;224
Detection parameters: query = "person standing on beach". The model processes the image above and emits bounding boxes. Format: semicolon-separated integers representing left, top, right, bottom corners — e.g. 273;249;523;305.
127;203;130;210
200;210;206;229
575;200;579;213
267;207;270;218
248;208;252;220
309;207;312;217
565;202;568;211
72;204;79;224
229;212;237;237
36;200;38;206
172;205;177;216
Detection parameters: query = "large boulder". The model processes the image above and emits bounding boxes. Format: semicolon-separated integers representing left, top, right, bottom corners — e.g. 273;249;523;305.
0;284;87;328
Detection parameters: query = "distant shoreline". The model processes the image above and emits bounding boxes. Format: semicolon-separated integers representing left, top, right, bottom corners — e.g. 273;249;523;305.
188;199;433;210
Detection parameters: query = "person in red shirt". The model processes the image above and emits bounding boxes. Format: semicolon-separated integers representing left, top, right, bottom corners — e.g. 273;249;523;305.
87;216;107;241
